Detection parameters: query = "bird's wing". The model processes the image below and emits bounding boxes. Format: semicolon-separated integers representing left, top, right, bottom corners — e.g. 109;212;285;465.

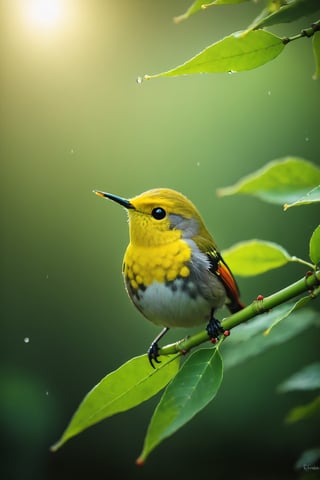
207;249;244;313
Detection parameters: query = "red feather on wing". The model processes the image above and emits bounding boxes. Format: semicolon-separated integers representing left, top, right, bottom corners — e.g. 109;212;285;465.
208;250;245;313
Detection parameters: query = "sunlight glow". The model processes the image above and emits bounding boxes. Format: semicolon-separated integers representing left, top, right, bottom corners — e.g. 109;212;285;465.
26;0;65;29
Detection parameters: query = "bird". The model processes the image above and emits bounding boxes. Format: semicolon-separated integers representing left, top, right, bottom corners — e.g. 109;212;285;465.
94;188;244;367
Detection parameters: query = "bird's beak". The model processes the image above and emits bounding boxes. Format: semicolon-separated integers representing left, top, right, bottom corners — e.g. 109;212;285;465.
94;190;134;209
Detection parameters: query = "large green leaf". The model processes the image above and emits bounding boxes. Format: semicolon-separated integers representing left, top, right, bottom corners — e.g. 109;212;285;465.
217;157;320;205
137;348;223;464
222;240;291;276
223;306;319;369
247;0;320;31
310;225;320;265
144;30;284;79
51;354;180;451
284;185;320;210
278;362;320;393
313;31;320;80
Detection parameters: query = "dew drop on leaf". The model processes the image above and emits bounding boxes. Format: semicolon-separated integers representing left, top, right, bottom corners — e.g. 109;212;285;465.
24;337;30;344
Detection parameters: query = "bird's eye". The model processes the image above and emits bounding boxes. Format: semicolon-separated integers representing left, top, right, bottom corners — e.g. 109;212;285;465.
151;207;166;220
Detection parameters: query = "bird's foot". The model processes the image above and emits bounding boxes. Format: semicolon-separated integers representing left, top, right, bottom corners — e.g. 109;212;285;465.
147;327;169;369
206;317;225;343
148;342;161;369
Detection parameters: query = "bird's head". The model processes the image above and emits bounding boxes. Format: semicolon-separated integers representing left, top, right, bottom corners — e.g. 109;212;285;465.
94;187;212;248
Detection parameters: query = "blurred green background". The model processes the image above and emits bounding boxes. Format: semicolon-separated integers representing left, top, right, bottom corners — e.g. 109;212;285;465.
1;1;319;479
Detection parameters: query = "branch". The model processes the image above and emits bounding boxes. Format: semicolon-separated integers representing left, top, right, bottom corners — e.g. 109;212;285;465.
159;269;320;357
282;20;320;44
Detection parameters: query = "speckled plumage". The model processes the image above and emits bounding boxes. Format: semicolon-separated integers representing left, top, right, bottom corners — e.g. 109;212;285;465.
123;237;226;328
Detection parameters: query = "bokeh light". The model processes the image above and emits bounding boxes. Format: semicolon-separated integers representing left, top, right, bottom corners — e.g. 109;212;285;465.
26;0;64;29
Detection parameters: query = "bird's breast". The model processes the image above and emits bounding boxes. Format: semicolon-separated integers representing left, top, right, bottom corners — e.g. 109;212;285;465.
122;239;226;328
123;240;192;292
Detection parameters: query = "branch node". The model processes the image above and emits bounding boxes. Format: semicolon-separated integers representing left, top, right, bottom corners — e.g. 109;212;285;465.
253;295;268;314
180;349;189;356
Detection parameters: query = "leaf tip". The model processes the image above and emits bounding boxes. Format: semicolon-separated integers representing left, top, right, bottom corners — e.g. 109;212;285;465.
173;14;185;24
216;187;231;198
135;456;145;467
201;3;211;11
50;434;68;453
50;441;60;453
143;73;161;81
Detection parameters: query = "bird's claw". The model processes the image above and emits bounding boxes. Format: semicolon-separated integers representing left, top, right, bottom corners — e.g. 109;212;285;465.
148;342;161;369
206;317;224;342
147;327;169;368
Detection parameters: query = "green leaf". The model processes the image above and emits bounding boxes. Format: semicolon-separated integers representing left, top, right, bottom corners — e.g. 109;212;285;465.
313;31;320;80
285;396;320;424
217;157;320;205
174;0;250;23
222;240;291;276
247;0;320;31
263;296;311;336
137;348;223;464
223;306;320;370
278;362;320;393
284;185;320;210
144;30;284;79
51;354;180;451
310;225;320;265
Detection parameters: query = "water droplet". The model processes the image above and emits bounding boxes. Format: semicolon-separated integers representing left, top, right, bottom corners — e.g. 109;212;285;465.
305;136;309;142
267;90;271;96
24;337;30;344
228;70;236;75
196;162;200;167
136;76;143;85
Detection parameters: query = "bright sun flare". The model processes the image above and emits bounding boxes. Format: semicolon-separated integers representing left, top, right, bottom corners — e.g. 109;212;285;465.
27;0;64;29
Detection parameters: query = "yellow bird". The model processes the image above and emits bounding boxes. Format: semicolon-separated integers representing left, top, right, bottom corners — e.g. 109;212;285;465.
95;188;244;367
